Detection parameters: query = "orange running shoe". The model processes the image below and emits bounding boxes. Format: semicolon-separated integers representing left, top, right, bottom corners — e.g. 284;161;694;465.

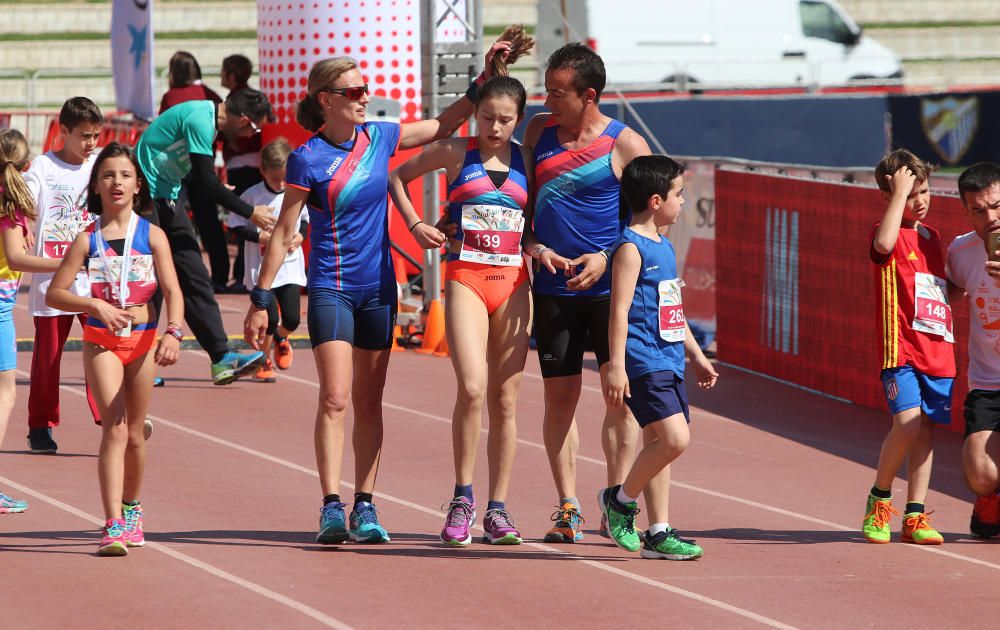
901;511;943;545
971;493;1000;538
252;359;276;383
274;338;293;370
543;503;585;543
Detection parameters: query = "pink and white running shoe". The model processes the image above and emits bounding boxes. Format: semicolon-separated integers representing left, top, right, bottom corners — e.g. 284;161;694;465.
482;508;522;545
440;497;476;545
123;503;145;547
98;518;128;556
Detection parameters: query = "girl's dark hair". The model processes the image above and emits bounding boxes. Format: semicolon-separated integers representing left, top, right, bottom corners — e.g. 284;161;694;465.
620;155;685;215
478;76;527;116
87;143;153;216
167;51;202;89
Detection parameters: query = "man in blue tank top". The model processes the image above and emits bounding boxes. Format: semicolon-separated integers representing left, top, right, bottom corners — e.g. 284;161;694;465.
518;43;653;543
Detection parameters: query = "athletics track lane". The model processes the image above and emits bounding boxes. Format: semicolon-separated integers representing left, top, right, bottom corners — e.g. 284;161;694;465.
1;296;998;628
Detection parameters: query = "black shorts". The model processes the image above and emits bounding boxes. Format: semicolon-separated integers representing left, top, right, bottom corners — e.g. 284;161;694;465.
533;292;611;378
964;389;1000;437
626;370;690;428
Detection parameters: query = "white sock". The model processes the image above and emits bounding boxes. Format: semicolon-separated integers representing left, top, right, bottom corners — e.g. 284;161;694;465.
615;486;637;505
649;522;669;536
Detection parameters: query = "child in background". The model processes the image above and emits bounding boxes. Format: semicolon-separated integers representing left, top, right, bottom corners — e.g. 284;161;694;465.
863;149;954;545
601;155;717;559
0;129;70;512
229;138;307;382
46;143;184;556
24;96;104;454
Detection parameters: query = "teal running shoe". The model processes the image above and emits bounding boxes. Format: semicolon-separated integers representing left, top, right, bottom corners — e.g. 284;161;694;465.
597;486;641;552
349;502;391;543
211;350;265;386
640;528;703;560
317;502;349;544
0;491;28;513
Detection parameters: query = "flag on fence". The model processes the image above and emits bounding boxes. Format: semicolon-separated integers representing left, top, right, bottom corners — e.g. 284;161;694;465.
111;0;156;120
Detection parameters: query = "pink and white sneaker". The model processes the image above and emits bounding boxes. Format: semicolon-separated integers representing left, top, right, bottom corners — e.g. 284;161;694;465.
440;497;476;545
98;518;128;556
123;503;145;547
482;508;522;545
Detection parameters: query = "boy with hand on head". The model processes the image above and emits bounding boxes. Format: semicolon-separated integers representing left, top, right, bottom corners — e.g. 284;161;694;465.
23;96;104;454
600;155;717;560
863;149;954;545
228;138;307;382
946;162;1000;539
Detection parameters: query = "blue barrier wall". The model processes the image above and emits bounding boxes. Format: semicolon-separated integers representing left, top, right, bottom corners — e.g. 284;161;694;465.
523;94;889;167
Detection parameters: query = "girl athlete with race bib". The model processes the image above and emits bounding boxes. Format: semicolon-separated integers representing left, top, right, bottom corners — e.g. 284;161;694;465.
389;76;532;545
47;143;184;556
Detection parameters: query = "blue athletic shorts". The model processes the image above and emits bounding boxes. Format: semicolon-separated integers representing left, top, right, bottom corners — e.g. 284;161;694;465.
307;284;397;350
625;369;690;428
0;309;14;371
880;365;954;425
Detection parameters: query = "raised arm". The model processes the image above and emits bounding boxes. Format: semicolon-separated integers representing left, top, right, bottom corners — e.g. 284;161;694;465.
872;166;917;258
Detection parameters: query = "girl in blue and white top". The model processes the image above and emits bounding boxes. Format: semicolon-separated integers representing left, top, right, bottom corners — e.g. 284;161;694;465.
600;155;718;561
244;41;514;545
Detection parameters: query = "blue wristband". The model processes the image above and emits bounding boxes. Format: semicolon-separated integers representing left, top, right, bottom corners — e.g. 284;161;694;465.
250;286;274;310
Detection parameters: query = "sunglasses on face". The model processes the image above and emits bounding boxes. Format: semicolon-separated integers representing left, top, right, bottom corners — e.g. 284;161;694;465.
323;84;369;101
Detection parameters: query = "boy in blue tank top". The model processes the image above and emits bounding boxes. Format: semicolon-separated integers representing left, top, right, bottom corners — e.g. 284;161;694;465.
599;155;718;560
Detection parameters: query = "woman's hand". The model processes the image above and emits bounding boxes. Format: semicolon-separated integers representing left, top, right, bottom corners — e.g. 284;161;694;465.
412;222;446;249
154;335;180;366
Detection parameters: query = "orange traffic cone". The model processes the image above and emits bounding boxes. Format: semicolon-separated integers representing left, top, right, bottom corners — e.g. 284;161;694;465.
391;320;404;352
416;299;445;354
433;333;449;358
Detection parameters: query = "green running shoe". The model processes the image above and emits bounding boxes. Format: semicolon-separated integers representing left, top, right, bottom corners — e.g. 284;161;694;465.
862;494;898;544
597;486;640;552
640;528;703;560
211;350;265;386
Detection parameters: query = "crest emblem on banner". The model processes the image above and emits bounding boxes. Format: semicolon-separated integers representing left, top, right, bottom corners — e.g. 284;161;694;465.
921;96;979;165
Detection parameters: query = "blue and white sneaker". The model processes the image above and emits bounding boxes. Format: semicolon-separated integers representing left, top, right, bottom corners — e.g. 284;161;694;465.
349;502;390;543
211;350;265;386
316;502;349;544
0;492;28;513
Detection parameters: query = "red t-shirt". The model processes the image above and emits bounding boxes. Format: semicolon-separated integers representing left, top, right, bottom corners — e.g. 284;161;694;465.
870;222;956;377
159;84;223;114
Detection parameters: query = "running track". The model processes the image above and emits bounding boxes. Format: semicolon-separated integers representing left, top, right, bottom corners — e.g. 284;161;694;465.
1;295;997;629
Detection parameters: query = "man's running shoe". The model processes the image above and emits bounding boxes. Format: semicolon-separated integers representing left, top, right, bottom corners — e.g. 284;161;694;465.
440;497;476;545
211;350;265;386
27;428;57;454
98;518;129;556
122;503;145;547
543;503;585;543
0;492;28;513
597;486;641;552
252;359;276;383
901;511;943;545
862;494;898;544
482;508;522;545
640;528;703;560
970;493;1000;539
317;502;349;544
274;338;293;370
349;502;391;543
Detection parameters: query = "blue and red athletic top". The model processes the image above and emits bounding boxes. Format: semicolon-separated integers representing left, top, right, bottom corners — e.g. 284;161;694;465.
286;121;401;291
532;118;628;296
446;137;529;247
85;215;158;308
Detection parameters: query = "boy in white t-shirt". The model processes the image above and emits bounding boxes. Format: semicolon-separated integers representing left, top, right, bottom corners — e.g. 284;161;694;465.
23;97;103;453
946;161;1000;539
228;138;307;382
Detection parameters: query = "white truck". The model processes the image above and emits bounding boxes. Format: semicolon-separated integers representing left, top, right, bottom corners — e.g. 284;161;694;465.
536;0;903;87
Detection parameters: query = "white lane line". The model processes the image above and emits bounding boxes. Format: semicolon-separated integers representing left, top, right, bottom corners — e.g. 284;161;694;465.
271;370;1000;573
0;473;353;630
39;368;795;628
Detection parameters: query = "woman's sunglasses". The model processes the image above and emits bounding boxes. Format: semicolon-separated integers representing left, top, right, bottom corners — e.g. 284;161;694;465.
323;84;369;101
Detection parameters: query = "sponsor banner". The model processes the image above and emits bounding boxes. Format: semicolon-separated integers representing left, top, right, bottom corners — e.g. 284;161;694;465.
716;168;970;431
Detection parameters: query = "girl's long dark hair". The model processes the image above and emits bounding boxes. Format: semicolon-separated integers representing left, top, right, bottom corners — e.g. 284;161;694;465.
87;143;153;216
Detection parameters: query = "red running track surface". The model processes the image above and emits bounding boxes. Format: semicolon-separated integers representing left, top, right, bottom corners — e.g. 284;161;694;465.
1;295;999;629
